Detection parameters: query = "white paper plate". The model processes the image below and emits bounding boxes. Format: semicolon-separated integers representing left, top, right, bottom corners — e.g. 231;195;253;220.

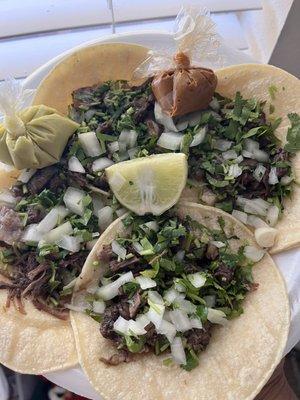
22;31;300;400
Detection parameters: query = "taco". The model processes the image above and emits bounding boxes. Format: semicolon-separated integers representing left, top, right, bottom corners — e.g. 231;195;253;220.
70;202;289;400
33;43;300;254
0;44;151;374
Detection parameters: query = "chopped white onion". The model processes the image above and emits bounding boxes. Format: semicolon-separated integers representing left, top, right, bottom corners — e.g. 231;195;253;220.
128;319;147;335
175;250;185;262
222;149;237;160
116;208;127;217
266;205;280;227
97;271;134;300
213;139;232;151
0;190;16;206
176;120;189;131
37;206;69;233
118;141;127;153
253;149;269;162
112;240;127;260
68;156;85;173
92;157;114;172
190;317;203;329
232;209;248;224
154;102;178;132
128;147;139;159
132;242;143;254
204;295;216;308
22;224;43;243
281;175;293;185
255;227;278;248
175;299;196;314
42;221;73;244
107;141;119;153
169;309;192;332
136;276;157;290
135;314;150;329
209;97;220;111
92;194;104;217
190;126;207;147
113;316;129;335
242;150;254;159
228;164;242;179
187;272;206;288
268;167;279;185
157;132;183;151
171;337;186;365
119;130;138;149
244;245;265;262
18;169;36;183
57;235;81;253
148;290;164;305
210;241;226;248
98;206;113;231
146;303;165;329
174;279;186;293
164;288;184;305
185;110;203;127
237;197;270;217
247;215;268;228
63;187;86;216
93;300;106;314
207;308;228;326
157;320;177;343
140;221;159;233
244;139;259;153
253;164;267;182
235;155;244;163
78;131;101;157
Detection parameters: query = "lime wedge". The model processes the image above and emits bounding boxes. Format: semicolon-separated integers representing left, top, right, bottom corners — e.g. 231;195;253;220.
106;153;187;215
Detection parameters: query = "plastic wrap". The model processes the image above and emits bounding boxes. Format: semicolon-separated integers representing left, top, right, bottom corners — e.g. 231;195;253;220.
135;7;222;117
0;78;79;170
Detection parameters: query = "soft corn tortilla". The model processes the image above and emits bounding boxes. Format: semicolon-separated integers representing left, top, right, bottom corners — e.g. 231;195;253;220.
71;202;289;400
33;44;300;253
0;287;77;374
0;171;77;374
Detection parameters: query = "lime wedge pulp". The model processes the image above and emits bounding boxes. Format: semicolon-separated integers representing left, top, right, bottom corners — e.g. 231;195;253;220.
106;153;188;216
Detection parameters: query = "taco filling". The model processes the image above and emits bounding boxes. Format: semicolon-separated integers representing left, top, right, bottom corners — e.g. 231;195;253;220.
0;139;127;319
79;212;260;370
68;79;298;240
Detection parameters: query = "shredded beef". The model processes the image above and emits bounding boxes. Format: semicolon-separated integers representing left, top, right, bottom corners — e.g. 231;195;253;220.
100;349;133;366
59;251;87;271
129;291;142;318
206;243;219;260
93;175;110;191
27;165;59;195
32;299;68;320
185;322;212;352
98;245;113;263
146;119;162;137
97;120;113;134
117;298;130;319
214;262;234;285
145;322;163;347
67;171;88;188
133;94;154;123
109;256;141;273
100;304;121;342
0;206;23;245
27;205;45;224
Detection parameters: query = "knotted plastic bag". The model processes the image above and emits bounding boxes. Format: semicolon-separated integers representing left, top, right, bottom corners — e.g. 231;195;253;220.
0;79;79;170
135;7;221;117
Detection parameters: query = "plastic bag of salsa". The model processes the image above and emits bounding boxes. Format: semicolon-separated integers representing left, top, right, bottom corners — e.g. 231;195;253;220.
134;7;221;117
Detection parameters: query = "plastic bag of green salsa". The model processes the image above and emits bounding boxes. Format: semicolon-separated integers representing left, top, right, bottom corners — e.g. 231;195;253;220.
0;79;79;170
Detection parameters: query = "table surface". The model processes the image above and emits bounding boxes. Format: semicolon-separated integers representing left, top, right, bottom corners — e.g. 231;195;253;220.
21;31;300;400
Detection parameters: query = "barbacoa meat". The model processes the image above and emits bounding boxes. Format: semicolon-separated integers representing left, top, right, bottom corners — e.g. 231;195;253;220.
185;322;212;352
27;165;59;195
100;304;121;342
27;205;45;224
100;349;133;366
0;206;23;245
109;256;140;273
214;262;234;286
